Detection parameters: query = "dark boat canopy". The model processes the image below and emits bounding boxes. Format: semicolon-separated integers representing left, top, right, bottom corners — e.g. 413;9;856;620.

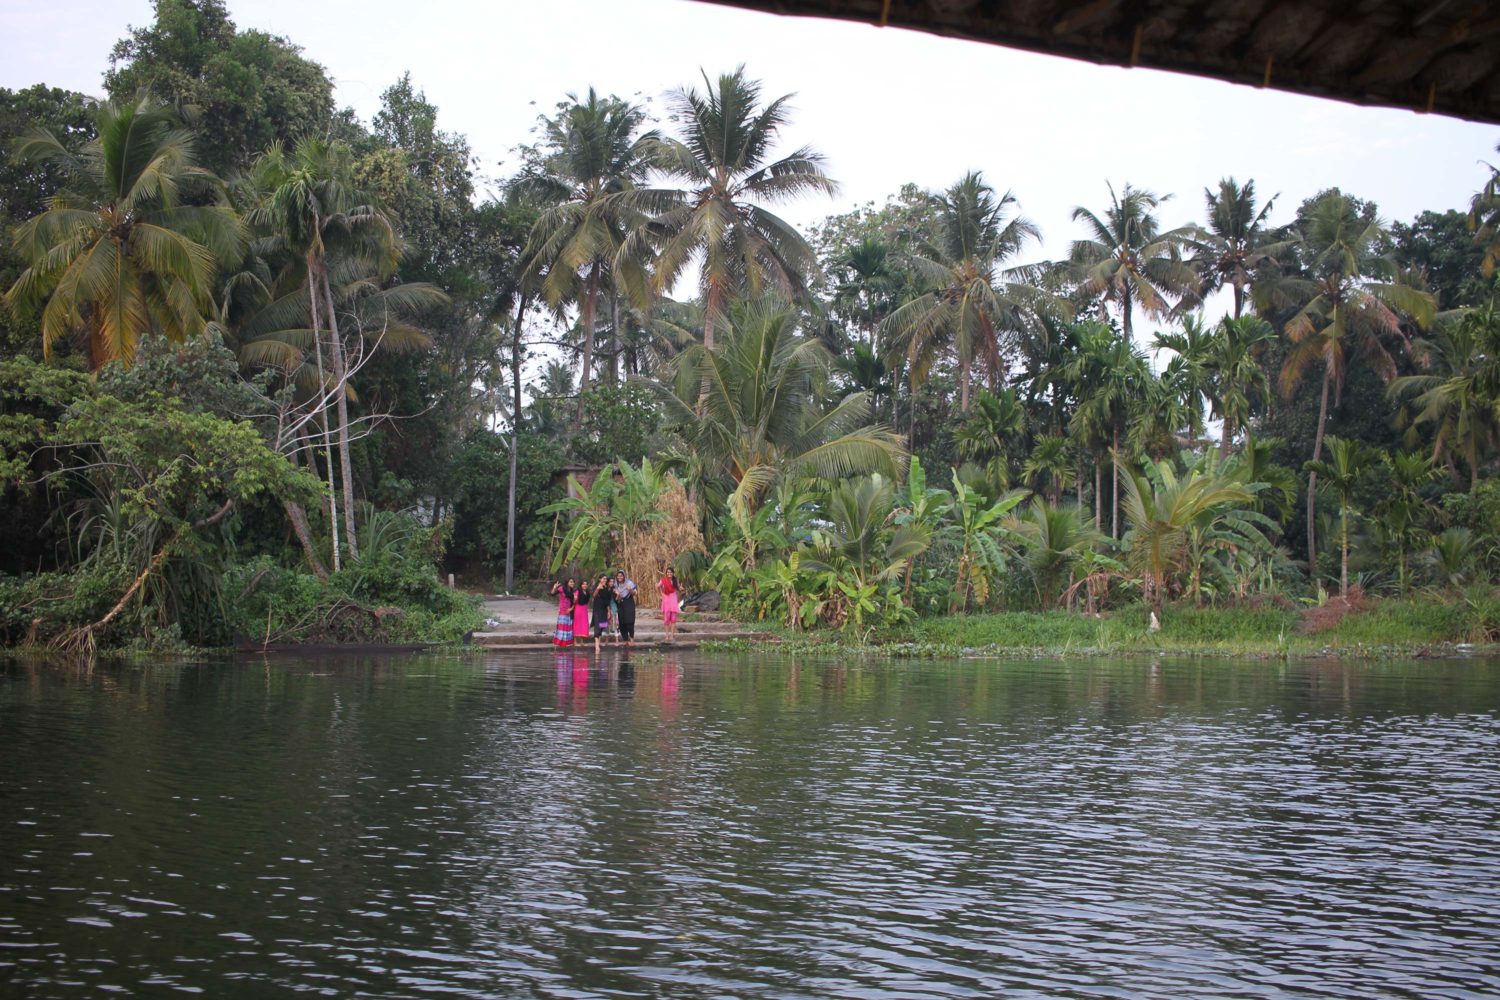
695;0;1500;126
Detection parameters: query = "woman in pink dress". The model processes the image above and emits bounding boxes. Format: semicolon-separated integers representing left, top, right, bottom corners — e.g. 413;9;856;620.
551;578;577;647
658;567;681;643
571;579;590;646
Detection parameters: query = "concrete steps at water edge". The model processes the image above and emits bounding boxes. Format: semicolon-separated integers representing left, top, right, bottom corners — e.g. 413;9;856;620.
470;596;769;649
470;620;775;649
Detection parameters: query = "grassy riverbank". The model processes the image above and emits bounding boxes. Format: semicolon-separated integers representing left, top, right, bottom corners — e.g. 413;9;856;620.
706;593;1500;659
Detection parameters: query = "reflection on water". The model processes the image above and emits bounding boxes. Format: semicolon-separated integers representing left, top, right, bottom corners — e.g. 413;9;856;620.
2;651;1500;997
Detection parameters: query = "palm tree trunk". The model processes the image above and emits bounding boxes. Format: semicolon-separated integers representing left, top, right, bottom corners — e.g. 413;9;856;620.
1307;366;1332;577
1111;423;1121;540
1340;508;1350;600
607;288;621;387
506;293;529;594
703;277;723;351
1219;414;1233;460
1121;296;1133;344
1232;283;1244;321
575;266;599;426
959;353;971;412
305;256;340;574
319;265;359;563
906;369;916;451
1094;456;1102;532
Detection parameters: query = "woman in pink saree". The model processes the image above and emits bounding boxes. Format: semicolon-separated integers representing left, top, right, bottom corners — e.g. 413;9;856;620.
551;578;577;647
572;579;590;645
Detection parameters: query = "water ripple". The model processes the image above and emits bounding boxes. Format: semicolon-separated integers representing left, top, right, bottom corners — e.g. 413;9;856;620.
1;653;1498;997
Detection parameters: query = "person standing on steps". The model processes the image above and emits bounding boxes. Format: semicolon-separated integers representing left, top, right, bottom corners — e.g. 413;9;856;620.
591;574;613;655
571;578;590;647
658;567;681;644
608;580;620;643
551;578;577;648
613;569;638;648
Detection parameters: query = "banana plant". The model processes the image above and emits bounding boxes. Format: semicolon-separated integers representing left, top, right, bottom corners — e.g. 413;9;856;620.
835;578;881;640
893;455;953;597
948;470;1027;613
539;458;668;574
753;550;823;630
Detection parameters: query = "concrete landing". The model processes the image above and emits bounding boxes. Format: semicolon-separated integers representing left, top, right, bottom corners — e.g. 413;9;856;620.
469;594;772;649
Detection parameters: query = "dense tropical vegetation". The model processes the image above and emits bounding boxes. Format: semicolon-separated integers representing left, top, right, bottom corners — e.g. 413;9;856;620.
2;0;1499;652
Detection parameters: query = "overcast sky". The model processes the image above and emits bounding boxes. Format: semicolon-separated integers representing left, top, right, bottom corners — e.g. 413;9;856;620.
4;0;1499;285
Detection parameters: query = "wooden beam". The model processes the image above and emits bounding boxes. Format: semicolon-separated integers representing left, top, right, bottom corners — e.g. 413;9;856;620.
1353;15;1500;87
1053;0;1125;35
1412;0;1458;29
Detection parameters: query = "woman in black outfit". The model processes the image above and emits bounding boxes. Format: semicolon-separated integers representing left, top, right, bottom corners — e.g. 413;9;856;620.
590;575;613;654
613;569;637;647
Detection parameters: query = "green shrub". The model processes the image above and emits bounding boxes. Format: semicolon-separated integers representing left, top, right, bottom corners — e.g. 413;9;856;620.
912;611;1104;650
1318;595;1499;646
225;554;482;647
1153;605;1297;643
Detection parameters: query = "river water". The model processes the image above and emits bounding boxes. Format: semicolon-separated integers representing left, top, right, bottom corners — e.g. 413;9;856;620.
2;651;1499;998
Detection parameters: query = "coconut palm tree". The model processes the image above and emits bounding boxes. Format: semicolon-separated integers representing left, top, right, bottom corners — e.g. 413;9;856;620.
1065;319;1151;539
5;93;242;368
1470;148;1500;278
244;138;401;566
1021;434;1074;506
1377;450;1439;593
1132;372;1198;462
608;297;702;378
517;90;657;421
1119;456;1260;616
830;235;903;349
1153;313;1216;441
628;66;837;350
883;172;1055;411
834;341;893;421
955;386;1027;477
1275;192;1435;565
655;298;904;515
1427;527;1480;589
1225;434;1298;528
1207;314;1276;457
812;475;931;592
1182;178;1287;319
1389;301;1500;490
1069;183;1197;344
525;359;576;440
1015;499;1104;609
1304;435;1375;599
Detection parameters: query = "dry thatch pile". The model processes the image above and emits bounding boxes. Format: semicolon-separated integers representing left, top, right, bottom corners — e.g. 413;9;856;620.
621;474;705;610
701;0;1500;125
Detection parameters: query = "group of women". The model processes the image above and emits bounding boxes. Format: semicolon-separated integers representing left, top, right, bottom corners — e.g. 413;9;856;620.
552;568;681;652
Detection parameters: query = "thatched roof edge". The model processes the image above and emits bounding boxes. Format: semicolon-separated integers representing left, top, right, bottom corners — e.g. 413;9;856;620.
693;0;1500;126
